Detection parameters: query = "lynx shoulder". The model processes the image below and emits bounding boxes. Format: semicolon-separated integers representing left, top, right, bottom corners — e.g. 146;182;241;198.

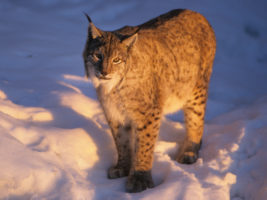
83;9;216;193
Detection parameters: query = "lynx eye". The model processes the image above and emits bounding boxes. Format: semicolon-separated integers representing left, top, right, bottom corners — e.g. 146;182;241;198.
112;57;122;64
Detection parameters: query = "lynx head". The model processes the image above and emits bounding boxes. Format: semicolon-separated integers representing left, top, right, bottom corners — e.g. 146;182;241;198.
83;14;137;89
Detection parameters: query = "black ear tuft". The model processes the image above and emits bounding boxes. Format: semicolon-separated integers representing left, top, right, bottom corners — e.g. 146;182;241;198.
83;13;103;39
83;12;92;23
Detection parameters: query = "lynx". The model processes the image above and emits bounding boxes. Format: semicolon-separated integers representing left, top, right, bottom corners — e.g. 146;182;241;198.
83;9;216;193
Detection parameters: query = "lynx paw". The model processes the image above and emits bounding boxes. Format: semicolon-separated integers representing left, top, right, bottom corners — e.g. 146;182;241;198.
176;141;202;164
126;171;154;193
108;166;129;179
177;151;198;164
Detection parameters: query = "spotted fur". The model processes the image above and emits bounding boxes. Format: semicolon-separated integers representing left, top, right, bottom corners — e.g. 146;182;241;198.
83;9;216;193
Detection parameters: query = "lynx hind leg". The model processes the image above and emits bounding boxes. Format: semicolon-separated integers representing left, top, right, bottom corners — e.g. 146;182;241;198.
108;124;132;179
177;85;207;164
126;112;161;193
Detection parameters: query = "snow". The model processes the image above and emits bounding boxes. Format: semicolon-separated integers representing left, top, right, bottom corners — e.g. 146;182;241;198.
0;0;267;199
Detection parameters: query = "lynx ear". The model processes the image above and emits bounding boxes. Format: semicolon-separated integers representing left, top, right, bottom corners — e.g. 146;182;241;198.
122;33;138;48
84;13;103;39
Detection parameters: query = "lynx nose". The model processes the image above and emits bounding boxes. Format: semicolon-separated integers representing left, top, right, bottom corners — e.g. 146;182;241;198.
101;70;108;76
98;60;110;78
96;68;111;80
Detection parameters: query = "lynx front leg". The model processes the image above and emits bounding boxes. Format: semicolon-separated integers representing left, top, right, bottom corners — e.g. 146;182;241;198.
126;112;161;193
108;123;132;179
177;88;207;164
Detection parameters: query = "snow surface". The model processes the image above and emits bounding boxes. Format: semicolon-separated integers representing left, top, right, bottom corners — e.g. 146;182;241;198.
0;0;267;199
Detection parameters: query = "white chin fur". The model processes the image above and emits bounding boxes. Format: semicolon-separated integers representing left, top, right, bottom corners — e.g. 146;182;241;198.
89;68;120;93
